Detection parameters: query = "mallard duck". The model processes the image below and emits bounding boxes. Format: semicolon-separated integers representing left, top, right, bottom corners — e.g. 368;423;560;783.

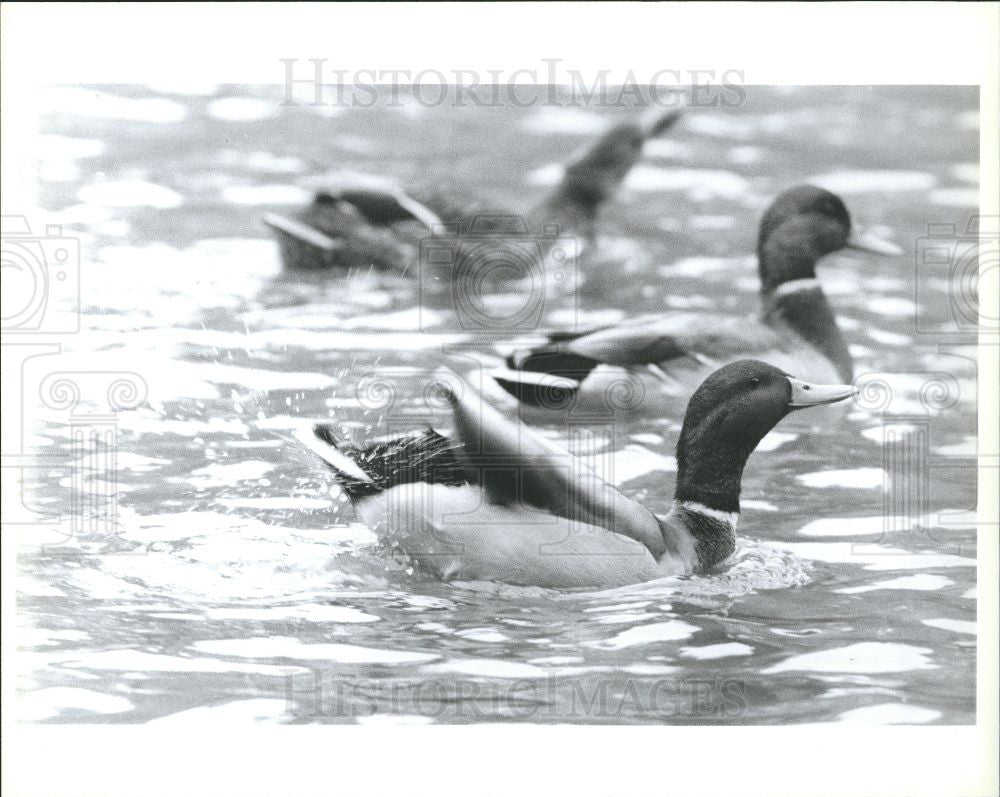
492;185;903;410
297;360;856;588
264;108;684;272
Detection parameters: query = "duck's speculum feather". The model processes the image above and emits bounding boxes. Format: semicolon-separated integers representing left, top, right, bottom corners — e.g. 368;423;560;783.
490;372;583;411
506;343;600;382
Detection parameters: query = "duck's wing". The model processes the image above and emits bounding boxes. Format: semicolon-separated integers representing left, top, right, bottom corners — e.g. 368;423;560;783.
299;173;443;231
520;313;780;370
644;106;685;138
568;313;774;366
266;196;417;272
541;107;685;212
438;369;666;558
494;313;781;403
334;187;443;231
403;186;518;230
503;313;662;371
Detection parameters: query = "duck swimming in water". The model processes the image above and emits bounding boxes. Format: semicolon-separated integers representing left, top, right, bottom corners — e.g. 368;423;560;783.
492;185;903;410
298;360;856;588
264;107;684;273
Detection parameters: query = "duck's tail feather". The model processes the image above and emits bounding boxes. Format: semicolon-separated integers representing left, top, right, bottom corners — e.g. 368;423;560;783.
304;424;469;502
295;424;377;501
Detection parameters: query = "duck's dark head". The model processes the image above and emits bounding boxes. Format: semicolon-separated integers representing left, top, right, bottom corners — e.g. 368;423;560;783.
674;359;856;513
757;185;903;294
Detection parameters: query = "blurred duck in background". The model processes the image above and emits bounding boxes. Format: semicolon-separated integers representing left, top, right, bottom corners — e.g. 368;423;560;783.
296;360;857;588
264;106;684;273
492;185;904;411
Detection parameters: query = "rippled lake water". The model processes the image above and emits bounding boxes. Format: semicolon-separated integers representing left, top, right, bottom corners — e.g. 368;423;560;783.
15;85;979;724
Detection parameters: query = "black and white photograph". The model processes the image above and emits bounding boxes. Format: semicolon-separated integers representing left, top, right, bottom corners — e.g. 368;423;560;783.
3;3;997;797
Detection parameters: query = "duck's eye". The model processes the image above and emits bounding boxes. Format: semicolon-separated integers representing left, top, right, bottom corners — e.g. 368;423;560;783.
749;377;761;387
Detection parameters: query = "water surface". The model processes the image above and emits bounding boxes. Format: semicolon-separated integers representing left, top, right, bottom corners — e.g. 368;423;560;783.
17;85;978;724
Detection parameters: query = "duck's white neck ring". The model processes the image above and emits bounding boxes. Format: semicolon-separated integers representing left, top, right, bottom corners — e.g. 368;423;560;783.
769;278;821;300
676;501;739;529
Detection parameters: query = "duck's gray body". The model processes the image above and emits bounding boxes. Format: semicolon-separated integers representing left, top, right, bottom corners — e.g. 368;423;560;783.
494;186;902;412
300;361;856;588
265;109;684;274
354;482;680;588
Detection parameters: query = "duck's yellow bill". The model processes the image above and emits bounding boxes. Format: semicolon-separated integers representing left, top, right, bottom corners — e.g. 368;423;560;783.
846;229;905;256
786;377;858;408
